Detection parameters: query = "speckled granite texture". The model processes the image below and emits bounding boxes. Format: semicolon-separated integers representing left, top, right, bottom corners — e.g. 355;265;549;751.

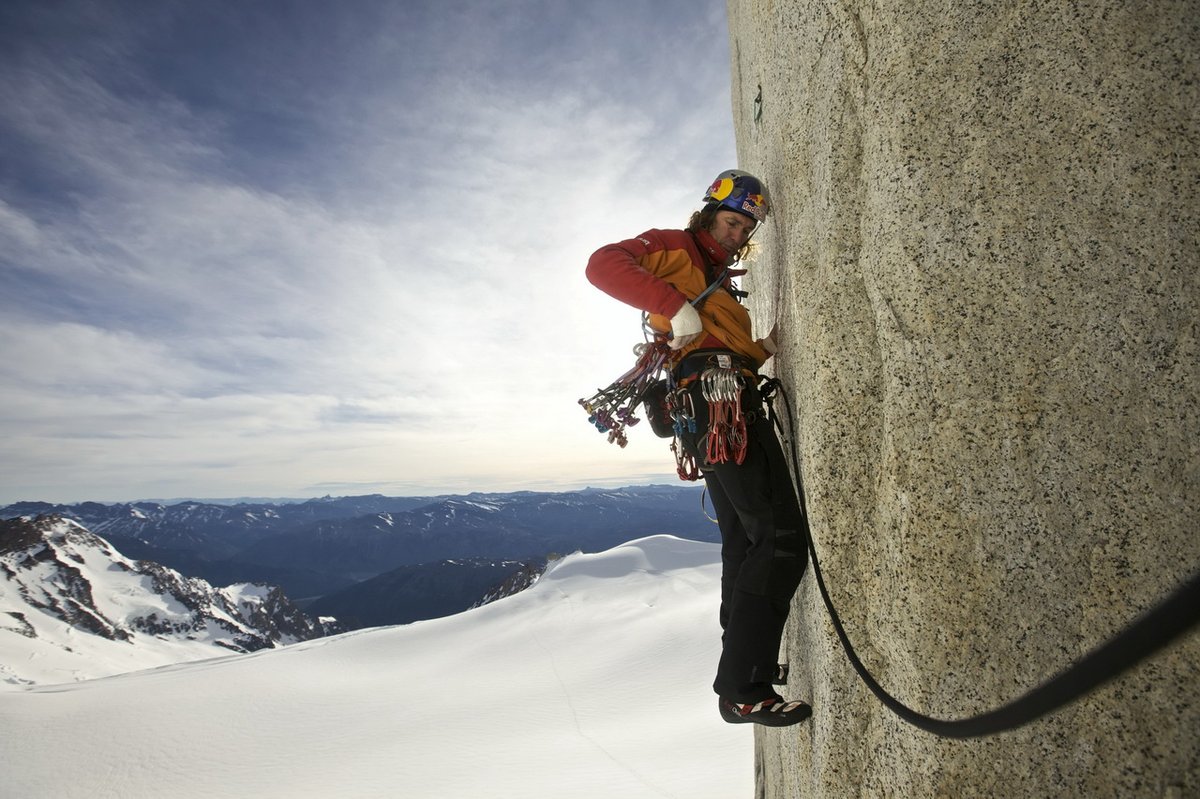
725;2;1199;796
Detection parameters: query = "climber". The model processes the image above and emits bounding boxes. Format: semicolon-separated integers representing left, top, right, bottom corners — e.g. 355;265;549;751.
585;170;811;727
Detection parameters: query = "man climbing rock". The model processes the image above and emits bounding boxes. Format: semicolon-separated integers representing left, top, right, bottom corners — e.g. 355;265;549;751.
585;170;811;727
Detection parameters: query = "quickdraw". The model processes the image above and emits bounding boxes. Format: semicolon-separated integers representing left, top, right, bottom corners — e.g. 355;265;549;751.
578;340;671;448
670;387;699;481
699;366;748;465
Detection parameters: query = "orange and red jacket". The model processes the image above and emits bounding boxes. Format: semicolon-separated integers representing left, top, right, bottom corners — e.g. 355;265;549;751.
586;226;771;369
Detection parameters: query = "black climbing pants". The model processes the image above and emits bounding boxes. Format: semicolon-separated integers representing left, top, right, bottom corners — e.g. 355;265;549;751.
681;376;809;704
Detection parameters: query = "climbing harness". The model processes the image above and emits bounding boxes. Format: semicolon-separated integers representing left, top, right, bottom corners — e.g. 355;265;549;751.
667;355;753;481
759;376;1200;739
664;348;759;482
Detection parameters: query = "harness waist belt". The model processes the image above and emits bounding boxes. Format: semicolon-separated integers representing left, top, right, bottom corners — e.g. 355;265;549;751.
673;349;756;382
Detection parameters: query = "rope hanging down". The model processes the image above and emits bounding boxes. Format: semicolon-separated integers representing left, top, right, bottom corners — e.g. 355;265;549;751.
761;377;1200;739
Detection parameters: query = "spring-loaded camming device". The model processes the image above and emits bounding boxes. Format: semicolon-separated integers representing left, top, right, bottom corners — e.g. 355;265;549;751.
578;340;671;449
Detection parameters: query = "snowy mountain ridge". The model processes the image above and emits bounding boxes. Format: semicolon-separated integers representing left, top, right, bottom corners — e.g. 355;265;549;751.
0;514;337;686
470;557;549;609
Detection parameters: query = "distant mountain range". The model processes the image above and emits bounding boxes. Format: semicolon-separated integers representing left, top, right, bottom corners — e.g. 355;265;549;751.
1;485;715;635
306;556;548;629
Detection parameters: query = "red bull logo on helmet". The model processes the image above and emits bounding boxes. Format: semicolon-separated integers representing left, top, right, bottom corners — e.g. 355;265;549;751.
707;177;735;202
740;194;768;223
704;172;769;223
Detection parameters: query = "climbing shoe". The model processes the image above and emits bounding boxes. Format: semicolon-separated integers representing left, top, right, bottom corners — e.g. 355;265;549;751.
718;695;812;727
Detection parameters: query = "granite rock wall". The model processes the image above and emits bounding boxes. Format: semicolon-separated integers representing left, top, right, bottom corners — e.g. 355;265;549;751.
724;2;1199;796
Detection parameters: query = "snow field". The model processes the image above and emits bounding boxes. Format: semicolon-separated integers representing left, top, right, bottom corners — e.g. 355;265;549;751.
0;535;754;798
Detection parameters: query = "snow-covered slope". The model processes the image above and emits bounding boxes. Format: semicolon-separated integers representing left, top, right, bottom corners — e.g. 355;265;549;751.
0;535;754;799
0;515;335;685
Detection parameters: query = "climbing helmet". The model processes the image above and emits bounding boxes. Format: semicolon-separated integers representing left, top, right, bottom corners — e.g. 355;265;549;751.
703;170;770;223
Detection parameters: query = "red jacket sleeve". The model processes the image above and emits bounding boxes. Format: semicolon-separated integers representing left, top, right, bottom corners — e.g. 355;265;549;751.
585;231;689;318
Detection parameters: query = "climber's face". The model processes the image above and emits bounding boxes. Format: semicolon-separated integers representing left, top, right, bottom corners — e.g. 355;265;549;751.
710;209;756;255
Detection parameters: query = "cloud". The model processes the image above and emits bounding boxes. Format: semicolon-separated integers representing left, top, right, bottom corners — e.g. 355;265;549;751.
0;0;738;502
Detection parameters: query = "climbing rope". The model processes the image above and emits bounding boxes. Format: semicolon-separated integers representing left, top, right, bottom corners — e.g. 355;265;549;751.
760;377;1200;739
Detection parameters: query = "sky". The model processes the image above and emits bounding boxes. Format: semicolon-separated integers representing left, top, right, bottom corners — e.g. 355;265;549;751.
1;534;756;798
0;0;741;504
